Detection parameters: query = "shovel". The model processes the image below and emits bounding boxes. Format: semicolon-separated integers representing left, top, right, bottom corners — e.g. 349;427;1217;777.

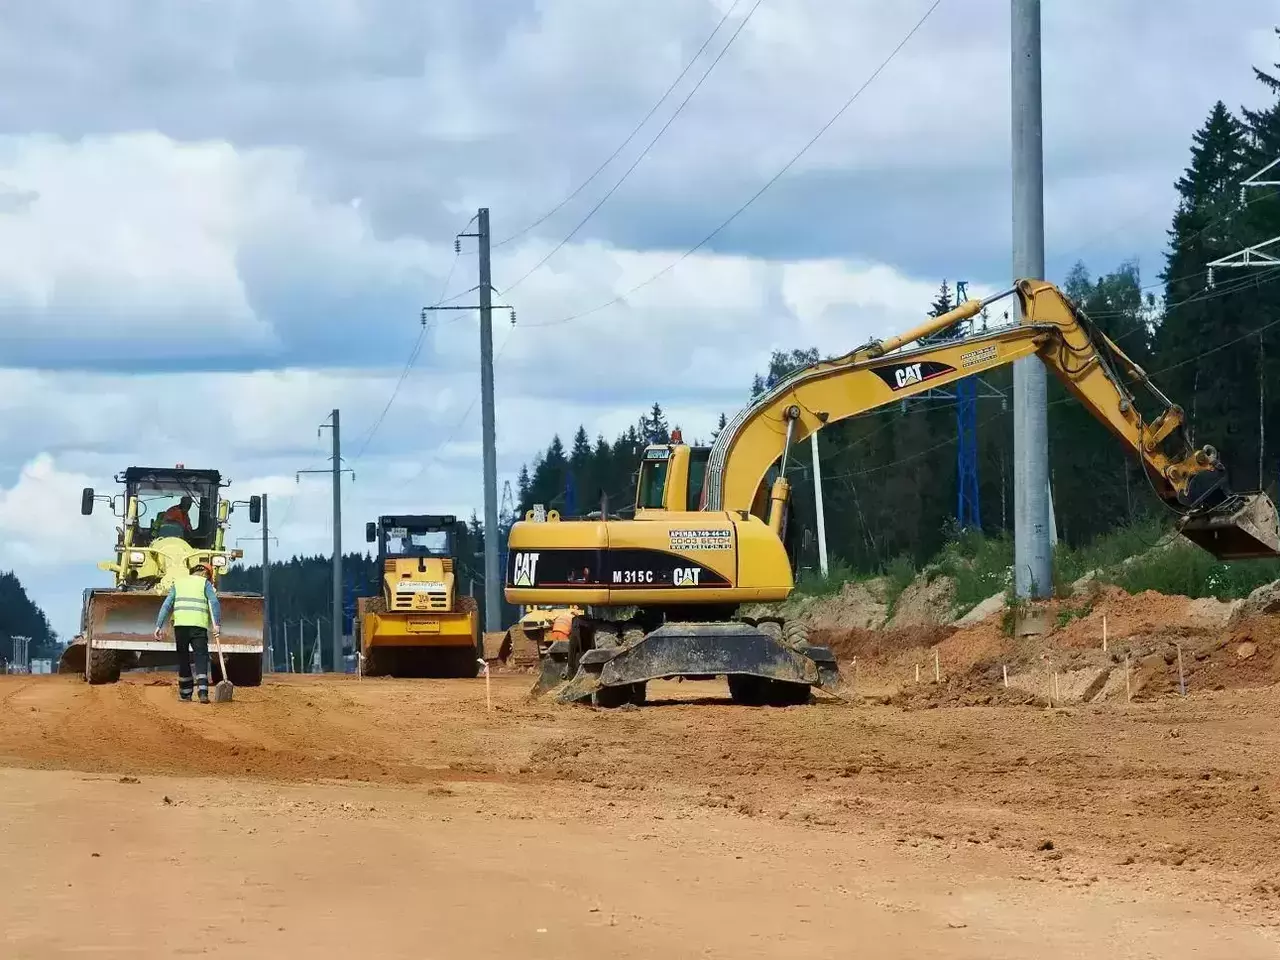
212;625;234;703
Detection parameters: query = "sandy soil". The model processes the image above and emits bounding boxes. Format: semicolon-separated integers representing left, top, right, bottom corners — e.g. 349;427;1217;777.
2;670;1280;956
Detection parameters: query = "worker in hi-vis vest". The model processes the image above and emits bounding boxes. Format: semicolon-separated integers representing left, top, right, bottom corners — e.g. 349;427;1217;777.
154;561;222;703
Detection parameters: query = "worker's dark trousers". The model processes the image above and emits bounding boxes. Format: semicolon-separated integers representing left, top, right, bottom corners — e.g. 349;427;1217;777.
174;626;210;701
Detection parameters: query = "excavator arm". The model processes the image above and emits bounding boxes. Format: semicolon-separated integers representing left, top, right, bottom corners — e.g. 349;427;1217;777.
702;279;1279;560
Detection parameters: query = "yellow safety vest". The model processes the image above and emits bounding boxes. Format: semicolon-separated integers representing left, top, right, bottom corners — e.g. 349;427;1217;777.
172;574;211;628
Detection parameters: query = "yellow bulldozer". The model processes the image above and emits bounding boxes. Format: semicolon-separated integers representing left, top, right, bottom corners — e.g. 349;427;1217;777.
506;279;1280;708
58;465;265;685
355;514;481;677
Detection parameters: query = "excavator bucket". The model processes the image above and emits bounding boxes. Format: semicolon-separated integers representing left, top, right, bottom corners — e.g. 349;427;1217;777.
1178;492;1280;560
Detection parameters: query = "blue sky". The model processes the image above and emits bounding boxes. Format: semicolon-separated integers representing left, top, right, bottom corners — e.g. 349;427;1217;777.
0;0;1276;637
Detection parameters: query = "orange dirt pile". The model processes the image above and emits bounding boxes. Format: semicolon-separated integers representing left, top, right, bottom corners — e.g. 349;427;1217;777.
808;580;1280;705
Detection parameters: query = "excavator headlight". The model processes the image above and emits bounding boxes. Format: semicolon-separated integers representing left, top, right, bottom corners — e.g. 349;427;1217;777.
127;550;146;565
211;555;228;569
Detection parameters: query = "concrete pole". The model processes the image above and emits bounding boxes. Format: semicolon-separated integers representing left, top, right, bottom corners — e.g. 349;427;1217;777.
261;493;271;674
1011;0;1052;598
477;208;502;635
330;409;343;670
810;431;829;578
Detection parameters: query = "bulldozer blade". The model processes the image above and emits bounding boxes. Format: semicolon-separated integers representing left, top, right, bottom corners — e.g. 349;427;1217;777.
209;592;265;648
1178;492;1280;560
85;590;264;649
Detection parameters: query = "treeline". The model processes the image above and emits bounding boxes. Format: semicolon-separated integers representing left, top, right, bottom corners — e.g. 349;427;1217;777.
514;35;1280;577
0;571;58;665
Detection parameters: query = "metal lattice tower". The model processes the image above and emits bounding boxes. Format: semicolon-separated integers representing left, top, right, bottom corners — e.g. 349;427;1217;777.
954;282;981;530
914;280;992;531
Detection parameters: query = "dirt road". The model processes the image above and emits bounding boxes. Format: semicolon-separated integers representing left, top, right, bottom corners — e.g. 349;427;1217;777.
3;671;1280;956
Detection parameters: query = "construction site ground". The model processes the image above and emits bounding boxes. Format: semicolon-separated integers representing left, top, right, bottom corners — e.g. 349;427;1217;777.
7;586;1280;956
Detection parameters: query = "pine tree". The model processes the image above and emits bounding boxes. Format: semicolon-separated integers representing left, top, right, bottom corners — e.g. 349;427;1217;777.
929;280;953;317
0;571;57;661
1155;100;1256;486
516;464;531;506
570;426;591;464
642;403;670;444
711;412;728;441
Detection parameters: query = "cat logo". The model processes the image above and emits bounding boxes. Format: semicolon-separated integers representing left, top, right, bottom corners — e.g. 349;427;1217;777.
511;552;540;587
672;567;701;587
894;363;924;388
872;359;955;392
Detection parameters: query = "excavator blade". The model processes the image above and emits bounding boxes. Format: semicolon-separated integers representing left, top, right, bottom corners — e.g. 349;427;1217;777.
527;640;571;699
553;622;852;707
1178;492;1280;560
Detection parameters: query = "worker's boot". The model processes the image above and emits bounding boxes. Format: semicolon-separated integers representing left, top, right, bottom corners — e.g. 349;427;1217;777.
178;674;194;702
196;672;209;704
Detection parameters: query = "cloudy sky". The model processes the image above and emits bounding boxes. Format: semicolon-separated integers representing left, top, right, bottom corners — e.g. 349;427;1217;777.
2;0;1277;638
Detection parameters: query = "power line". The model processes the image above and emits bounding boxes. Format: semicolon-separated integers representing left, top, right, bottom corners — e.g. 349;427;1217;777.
498;0;765;297
520;0;946;329
350;248;465;465
397;325;520;491
493;0;748;250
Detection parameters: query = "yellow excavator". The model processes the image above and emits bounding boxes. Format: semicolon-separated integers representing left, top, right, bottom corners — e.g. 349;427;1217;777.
356;514;481;677
505;279;1280;707
58;465;264;685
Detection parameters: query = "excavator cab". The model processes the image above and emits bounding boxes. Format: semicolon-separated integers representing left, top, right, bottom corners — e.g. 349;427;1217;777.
634;430;712;515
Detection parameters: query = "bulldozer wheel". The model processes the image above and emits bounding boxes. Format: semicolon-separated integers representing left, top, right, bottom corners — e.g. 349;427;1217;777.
86;646;121;685
451;644;480;678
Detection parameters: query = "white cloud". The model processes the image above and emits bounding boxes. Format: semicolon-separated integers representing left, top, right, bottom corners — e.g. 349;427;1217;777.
0;454;116;568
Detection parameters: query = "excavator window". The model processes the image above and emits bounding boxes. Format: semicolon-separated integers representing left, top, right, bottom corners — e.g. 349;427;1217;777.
686;447;710;511
636;458;669;510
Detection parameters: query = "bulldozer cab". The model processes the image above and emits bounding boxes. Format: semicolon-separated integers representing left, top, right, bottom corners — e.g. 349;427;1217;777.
366;514;461;563
121;467;221;547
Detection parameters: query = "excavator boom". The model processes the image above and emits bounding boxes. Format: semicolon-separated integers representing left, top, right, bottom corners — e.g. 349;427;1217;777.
701;279;1278;558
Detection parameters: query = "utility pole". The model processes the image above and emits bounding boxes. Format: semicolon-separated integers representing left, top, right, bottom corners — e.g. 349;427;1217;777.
810;431;829;578
423;209;516;636
1011;0;1052;598
298;410;354;671
476;209;501;636
261;494;271;674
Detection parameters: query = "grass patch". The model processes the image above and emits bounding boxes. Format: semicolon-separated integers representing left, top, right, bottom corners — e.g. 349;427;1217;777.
882;554;916;618
793;558;861;598
1112;542;1280;601
1054;601;1093;629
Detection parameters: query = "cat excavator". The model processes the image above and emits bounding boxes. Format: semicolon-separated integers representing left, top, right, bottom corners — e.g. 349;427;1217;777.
505;278;1280;708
